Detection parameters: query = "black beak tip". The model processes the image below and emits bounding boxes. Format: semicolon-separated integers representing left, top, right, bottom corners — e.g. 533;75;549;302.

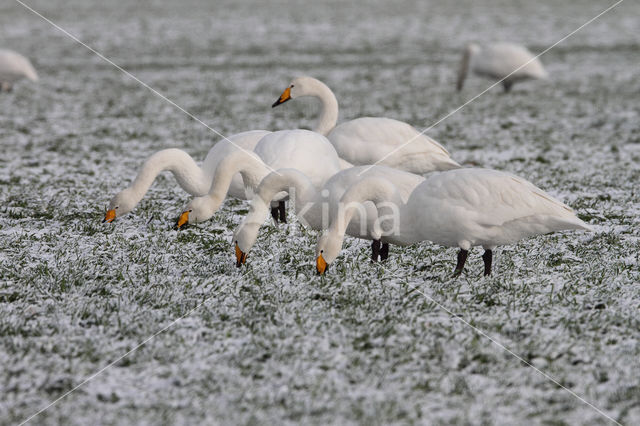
271;100;280;108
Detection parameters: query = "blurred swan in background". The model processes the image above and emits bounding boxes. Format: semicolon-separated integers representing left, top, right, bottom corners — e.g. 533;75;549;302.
456;43;548;92
272;76;460;174
0;49;38;91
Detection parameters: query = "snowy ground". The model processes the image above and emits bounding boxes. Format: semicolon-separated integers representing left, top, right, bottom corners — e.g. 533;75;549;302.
1;0;640;424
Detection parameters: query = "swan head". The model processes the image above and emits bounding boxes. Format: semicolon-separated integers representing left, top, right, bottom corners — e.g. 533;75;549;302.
104;189;138;222
174;196;217;229
272;76;320;108
232;218;262;267
315;231;344;275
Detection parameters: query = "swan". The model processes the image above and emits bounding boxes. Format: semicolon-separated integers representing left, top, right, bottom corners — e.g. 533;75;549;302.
271;76;460;174
456;42;548;92
316;168;591;276
0;49;38;91
174;129;343;228
103;130;270;223
233;166;425;266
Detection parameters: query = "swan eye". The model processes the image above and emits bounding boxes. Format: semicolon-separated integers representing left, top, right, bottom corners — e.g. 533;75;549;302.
115;206;119;210
189;209;193;212
290;84;294;88
320;250;324;253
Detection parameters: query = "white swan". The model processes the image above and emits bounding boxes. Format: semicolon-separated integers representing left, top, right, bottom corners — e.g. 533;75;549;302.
456;42;548;92
316;168;591;276
0;49;38;91
104;130;270;223
272;76;460;174
233;166;425;266
174;129;343;228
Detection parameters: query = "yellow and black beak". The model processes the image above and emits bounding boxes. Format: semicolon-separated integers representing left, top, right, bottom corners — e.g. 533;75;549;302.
272;86;292;108
103;209;116;223
235;242;247;267
174;210;190;230
316;253;328;275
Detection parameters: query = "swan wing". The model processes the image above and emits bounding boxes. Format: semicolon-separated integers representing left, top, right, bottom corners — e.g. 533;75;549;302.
328;117;458;173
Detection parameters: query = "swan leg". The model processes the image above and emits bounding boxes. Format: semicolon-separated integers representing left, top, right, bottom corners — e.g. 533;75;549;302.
1;82;11;92
380;243;390;261
482;249;492;276
452;249;469;276
502;80;513;93
371;240;381;262
270;206;279;222
278;201;287;223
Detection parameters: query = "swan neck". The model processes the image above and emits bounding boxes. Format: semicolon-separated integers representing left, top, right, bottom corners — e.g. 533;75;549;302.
311;81;339;136
208;150;269;204
128;149;205;202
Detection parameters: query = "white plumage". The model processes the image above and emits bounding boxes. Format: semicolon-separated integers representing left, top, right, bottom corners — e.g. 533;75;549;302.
272;76;460;174
104;130;270;222
316;168;591;276
0;49;38;91
177;129;343;226
456;43;548;92
233;166;425;265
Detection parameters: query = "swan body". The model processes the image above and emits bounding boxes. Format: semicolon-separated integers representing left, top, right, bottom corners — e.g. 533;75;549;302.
104;130;270;222
176;129;343;226
233;166;425;265
316;168;591;276
272;76;460;174
0;49;38;91
457;43;548;92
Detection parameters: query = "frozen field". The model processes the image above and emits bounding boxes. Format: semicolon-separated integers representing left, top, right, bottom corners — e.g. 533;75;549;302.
1;0;640;424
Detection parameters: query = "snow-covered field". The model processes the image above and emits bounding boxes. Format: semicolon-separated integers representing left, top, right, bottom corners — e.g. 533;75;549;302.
1;0;639;424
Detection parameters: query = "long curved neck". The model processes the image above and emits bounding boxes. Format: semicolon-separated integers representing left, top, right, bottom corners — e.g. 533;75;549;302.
307;79;339;136
128;148;208;202
330;177;405;241
234;169;318;252
205;149;271;207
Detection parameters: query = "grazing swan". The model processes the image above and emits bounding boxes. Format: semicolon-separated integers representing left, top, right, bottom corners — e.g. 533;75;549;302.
103;130;270;223
456;42;548;92
174;129;343;228
233;166;425;266
316;168;591;276
0;49;38;91
272;76;460;174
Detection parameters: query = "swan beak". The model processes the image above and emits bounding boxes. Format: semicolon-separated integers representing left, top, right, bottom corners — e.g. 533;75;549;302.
235;242;247;267
272;87;291;108
316;254;328;275
174;211;190;230
103;209;116;223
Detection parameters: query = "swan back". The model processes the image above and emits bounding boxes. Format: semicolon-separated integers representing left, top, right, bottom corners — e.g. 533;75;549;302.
407;168;590;248
0;49;38;83
253;129;342;188
328;117;460;173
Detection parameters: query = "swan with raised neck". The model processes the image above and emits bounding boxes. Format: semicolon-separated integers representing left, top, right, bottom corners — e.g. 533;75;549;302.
272;76;461;173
